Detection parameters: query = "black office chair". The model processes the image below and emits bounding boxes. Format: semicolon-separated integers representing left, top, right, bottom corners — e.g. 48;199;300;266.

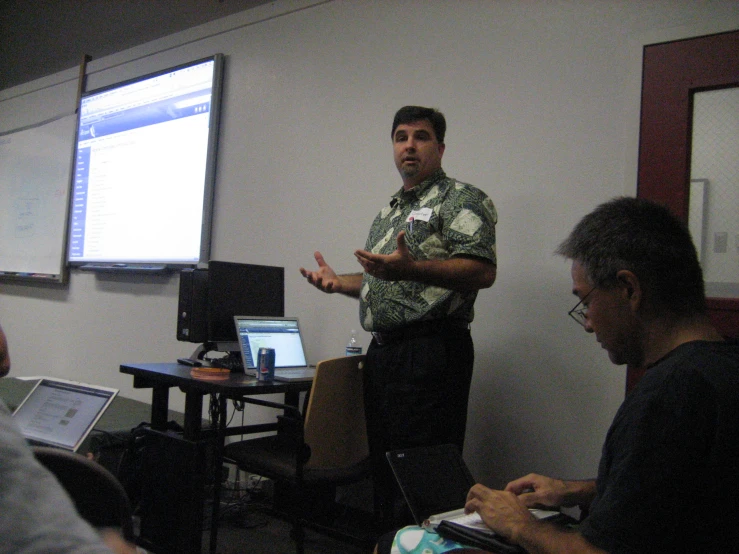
221;355;371;554
32;446;135;541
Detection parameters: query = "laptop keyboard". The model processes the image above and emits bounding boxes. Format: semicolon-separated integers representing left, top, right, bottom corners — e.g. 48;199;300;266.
276;369;311;377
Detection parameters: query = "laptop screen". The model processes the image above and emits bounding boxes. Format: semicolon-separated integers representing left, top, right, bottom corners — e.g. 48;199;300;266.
234;316;308;369
386;444;476;525
12;378;118;452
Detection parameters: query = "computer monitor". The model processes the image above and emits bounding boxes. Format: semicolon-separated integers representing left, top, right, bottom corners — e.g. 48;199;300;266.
177;260;285;351
208;261;285;344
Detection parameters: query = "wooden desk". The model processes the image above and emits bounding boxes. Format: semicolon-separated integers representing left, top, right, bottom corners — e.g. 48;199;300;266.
120;363;312;554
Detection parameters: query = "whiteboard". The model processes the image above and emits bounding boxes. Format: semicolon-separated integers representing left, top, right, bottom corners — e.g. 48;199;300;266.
0;113;75;283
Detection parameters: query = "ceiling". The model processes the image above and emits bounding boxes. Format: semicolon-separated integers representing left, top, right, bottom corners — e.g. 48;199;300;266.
0;0;272;91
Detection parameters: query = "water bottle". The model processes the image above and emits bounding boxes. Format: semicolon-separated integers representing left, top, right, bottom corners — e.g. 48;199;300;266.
345;330;362;356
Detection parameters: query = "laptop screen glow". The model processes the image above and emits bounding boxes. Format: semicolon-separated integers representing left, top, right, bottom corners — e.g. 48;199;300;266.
12;378;118;451
234;317;308;369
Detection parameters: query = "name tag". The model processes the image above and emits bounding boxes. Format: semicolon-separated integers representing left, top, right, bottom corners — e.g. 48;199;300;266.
407;207;433;223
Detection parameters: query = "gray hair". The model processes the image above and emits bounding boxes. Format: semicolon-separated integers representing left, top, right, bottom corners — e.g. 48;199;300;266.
556;197;706;317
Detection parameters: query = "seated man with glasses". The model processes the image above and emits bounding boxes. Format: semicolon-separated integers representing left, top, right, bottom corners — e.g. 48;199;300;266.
463;197;739;554
376;196;739;554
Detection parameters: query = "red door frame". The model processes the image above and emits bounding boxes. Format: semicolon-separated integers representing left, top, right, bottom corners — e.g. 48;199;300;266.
629;29;739;392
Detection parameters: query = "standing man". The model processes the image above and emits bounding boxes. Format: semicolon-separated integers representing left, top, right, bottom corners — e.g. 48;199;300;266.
300;106;497;529
461;197;739;553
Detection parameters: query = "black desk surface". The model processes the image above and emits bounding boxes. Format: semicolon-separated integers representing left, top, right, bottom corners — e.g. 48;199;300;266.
120;362;312;438
120;362;312;396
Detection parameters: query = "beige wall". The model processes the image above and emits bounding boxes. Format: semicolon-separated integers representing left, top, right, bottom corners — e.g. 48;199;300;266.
2;0;738;487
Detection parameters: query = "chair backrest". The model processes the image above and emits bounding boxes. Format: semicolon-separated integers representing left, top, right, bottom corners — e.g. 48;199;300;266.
303;355;368;470
32;446;135;541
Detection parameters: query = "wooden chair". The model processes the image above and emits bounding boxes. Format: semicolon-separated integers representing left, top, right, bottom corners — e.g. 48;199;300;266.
32;446;135;541
222;355;371;554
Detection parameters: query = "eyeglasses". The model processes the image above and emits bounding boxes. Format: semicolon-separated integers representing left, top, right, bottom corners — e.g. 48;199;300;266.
568;287;595;327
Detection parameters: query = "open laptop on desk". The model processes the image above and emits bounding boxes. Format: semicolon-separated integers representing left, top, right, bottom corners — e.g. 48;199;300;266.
234;316;315;382
12;377;118;452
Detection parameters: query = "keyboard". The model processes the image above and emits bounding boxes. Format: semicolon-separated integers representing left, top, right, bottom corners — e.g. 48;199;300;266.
275;368;313;377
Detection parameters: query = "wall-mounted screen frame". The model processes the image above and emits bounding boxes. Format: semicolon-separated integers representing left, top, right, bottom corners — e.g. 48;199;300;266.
67;54;224;272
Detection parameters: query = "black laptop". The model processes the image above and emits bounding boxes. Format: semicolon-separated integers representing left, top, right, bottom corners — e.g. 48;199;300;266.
386;444;574;553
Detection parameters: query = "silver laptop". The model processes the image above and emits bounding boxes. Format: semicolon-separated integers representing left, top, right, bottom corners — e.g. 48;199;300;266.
12;377;118;452
234;316;315;382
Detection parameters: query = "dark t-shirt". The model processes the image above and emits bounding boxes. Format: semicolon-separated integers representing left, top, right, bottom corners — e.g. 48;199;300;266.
580;339;739;553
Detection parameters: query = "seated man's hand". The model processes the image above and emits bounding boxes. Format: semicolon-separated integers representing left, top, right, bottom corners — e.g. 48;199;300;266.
506;473;594;510
465;484;535;541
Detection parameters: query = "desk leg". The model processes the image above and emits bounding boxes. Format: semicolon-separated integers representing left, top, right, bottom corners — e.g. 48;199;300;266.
209;394;227;554
183;390;204;441
285;389;300;411
151;385;170;431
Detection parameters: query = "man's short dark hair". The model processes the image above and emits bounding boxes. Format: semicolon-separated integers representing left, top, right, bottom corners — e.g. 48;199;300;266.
556;196;706;318
391;106;446;144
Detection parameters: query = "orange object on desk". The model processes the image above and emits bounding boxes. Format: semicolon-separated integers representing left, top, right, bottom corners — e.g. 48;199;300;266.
190;366;231;381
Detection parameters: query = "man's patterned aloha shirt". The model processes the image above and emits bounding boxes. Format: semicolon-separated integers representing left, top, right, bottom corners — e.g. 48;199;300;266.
359;169;497;332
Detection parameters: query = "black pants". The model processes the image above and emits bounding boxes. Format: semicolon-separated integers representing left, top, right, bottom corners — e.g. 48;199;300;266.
364;323;474;531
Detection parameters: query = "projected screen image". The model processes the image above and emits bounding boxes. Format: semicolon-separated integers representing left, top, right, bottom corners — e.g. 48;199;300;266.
67;55;223;267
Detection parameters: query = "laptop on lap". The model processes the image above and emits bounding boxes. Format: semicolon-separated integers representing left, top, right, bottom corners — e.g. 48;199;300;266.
386;444;574;553
233;316;315;382
12;377;118;452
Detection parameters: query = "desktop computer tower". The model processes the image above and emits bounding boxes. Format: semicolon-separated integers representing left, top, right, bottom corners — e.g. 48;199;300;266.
137;429;211;554
177;268;209;343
